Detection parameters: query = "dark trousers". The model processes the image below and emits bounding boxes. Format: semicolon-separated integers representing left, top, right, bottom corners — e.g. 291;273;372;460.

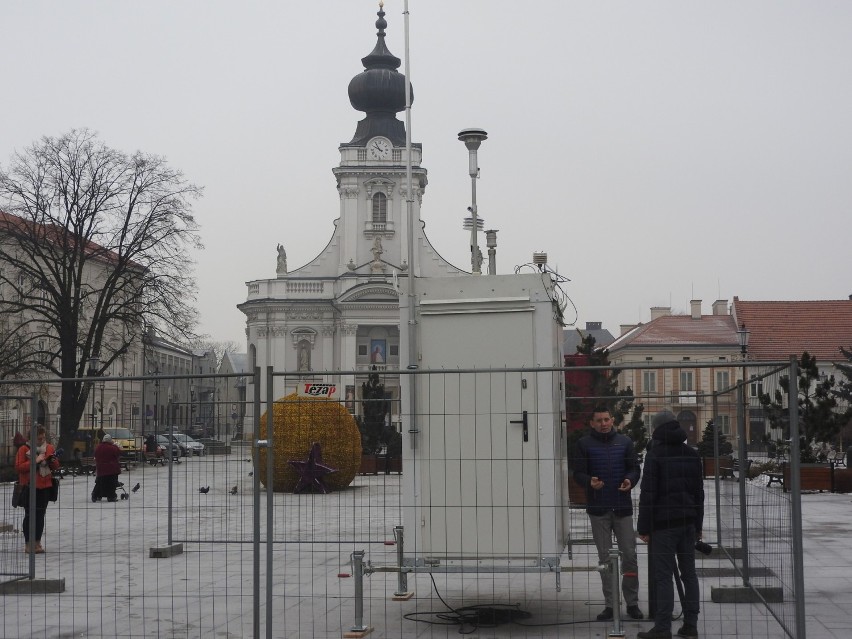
649;524;700;631
21;487;50;543
93;474;119;501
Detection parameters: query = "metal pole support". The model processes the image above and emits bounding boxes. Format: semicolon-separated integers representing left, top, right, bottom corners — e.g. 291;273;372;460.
392;526;409;597
350;551;369;633
608;548;625;637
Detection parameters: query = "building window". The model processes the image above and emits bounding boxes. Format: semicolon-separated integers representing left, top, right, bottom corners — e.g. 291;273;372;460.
643;371;656;394
680;371;694;392
716;371;730;391
389;344;399;357
717;414;731;435
358;344;368;356
750;375;763;398
372;192;387;226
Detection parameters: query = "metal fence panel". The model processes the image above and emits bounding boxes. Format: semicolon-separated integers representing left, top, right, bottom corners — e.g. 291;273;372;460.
0;363;815;638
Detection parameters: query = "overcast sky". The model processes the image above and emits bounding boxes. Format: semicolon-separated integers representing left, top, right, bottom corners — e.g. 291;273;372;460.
2;1;850;347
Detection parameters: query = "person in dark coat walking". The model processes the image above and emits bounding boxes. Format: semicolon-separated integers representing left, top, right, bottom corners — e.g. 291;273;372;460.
93;434;122;502
637;411;705;639
573;405;644;621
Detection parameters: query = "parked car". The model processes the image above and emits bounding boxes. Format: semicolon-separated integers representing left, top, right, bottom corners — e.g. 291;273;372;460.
168;433;205;456
73;426;143;460
156;435;182;459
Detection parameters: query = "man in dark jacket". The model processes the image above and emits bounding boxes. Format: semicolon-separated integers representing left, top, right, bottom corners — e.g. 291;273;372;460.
573;406;643;621
637;411;705;639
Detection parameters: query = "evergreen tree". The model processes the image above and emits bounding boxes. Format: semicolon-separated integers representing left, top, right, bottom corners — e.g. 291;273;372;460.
359;369;388;455
832;346;852;405
623;403;648;457
565;334;644;457
831;346;852;445
696;419;733;458
758;352;841;463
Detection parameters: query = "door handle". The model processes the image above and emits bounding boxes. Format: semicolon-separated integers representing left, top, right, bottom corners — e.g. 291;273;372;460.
510;410;528;442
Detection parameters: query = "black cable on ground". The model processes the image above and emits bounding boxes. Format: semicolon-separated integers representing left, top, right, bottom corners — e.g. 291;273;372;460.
403;573;615;634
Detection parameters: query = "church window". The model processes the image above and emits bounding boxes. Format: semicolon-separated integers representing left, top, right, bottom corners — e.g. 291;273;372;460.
372;192;387;227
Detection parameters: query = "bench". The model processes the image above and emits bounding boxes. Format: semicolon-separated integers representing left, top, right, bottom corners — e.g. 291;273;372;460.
78;455;137;473
735;458;753;479
79;456;96;475
765;472;784;488
721;458;753;480
828;450;846;467
144;452;166;467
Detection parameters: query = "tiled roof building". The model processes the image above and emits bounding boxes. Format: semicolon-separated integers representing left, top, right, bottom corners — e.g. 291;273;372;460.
731;297;852;363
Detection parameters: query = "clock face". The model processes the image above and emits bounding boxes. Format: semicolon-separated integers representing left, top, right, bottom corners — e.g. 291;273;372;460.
368;138;391;160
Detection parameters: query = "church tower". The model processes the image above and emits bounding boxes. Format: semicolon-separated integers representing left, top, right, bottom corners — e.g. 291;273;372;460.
239;4;463;426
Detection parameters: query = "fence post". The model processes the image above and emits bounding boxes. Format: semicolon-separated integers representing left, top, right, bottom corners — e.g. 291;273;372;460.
788;356;807;639
712;394;723;550
736;383;751;587
265;366;275;639
349;550;370;634
252;366;262;639
393;525;409;597
608;548;624;637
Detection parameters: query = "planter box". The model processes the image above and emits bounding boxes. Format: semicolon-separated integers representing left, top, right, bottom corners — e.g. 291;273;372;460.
382;456;402;474
567;475;587;507
834;468;852;493
703;456;733;479
358;455;379;475
783;463;834;493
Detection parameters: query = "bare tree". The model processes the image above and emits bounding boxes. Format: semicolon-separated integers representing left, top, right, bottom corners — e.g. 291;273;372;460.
189;338;243;370
0;129;202;454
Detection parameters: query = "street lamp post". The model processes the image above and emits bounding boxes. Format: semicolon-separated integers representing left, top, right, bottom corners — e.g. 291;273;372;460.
737;323;751;445
458;128;487;275
87;356;100;436
190;385;196;433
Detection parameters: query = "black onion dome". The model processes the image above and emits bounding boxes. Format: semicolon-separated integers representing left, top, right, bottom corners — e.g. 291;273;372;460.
346;4;412;146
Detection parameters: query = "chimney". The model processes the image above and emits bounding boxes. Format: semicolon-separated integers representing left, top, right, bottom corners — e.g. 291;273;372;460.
620;324;639;335
650;306;671;320
690;299;702;319
712;299;729;315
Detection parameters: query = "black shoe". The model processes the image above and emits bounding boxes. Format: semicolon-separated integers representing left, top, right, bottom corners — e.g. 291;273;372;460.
627;605;644;620
638;629;672;639
596;607;613;621
676;624;698;637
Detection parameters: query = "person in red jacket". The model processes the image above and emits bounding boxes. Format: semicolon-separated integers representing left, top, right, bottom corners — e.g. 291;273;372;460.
15;426;61;553
93;434;122;502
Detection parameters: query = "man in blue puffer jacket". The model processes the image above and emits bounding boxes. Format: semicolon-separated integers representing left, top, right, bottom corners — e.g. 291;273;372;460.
637;410;705;639
573;405;643;622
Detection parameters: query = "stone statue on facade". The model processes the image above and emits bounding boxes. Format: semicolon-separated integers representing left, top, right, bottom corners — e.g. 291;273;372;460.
370;236;383;263
276;244;287;277
370;236;387;275
298;342;310;371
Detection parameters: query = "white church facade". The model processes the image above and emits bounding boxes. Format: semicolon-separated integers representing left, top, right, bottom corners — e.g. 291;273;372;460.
238;5;466;425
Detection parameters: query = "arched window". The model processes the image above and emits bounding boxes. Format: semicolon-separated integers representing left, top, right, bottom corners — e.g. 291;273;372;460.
372;192;387;226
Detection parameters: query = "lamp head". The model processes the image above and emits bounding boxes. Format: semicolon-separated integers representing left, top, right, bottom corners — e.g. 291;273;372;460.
736;322;750;353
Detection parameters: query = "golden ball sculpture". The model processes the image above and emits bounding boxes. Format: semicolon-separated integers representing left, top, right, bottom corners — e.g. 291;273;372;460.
258;393;362;492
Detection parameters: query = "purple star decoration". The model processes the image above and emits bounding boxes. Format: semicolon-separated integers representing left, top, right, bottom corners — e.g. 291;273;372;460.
288;442;337;494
